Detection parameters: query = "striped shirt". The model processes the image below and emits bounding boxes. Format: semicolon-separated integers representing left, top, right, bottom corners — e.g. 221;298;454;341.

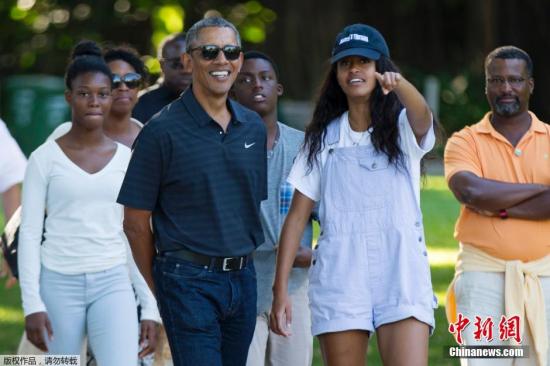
117;88;267;256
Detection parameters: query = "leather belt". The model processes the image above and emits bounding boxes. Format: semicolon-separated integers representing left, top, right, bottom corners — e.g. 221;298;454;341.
162;248;251;272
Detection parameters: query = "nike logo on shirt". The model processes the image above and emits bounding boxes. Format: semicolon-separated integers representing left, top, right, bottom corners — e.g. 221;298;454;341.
244;142;256;149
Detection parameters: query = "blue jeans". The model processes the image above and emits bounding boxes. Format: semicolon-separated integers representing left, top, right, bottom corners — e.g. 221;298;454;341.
153;255;257;366
40;265;138;365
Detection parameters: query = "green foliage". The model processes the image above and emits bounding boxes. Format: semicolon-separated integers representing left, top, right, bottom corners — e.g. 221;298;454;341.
437;72;487;134
0;0;277;80
406;68;488;135
152;4;185;47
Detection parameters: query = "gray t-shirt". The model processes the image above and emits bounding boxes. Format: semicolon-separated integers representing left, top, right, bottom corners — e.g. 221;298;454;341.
254;122;313;315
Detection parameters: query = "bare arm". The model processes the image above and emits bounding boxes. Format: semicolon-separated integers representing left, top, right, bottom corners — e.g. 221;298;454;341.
2;184;21;220
376;72;432;142
293;246;312;268
506;189;550;220
1;184;21;287
270;191;315;336
123;207;156;293
124;238;160;358
448;171;548;212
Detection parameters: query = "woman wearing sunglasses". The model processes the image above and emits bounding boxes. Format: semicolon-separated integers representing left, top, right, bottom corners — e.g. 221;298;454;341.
18;40;142;365
102;45;147;146
50;44;147;146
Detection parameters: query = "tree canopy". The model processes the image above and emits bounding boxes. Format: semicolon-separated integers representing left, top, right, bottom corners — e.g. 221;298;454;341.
2;0;550;133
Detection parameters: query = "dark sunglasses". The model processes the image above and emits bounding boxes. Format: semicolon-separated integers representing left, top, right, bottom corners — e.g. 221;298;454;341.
188;45;241;61
112;72;142;89
161;57;183;70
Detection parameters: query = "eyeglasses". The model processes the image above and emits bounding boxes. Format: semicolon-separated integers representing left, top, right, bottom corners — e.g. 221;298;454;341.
112;73;142;89
486;77;526;88
188;45;242;61
161;57;183;70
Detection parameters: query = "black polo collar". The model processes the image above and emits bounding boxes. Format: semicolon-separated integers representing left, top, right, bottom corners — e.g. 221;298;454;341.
181;86;246;127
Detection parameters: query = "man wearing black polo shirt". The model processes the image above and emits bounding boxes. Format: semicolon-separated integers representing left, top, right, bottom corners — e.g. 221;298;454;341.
118;17;267;366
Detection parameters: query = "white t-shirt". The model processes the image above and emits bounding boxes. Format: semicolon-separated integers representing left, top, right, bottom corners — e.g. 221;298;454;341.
288;109;435;205
18;140;133;316
48;118;144;141
0;118;27;193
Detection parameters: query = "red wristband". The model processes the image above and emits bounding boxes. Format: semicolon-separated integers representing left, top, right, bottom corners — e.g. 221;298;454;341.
499;209;508;220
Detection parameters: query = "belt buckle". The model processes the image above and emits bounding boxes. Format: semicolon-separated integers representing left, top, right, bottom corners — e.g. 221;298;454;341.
222;256;243;271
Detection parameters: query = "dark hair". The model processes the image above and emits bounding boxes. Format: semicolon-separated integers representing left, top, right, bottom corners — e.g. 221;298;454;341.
186;17;241;51
243;51;279;80
485;46;533;77
304;55;404;170
103;45;148;82
159;32;186;58
65;40;112;90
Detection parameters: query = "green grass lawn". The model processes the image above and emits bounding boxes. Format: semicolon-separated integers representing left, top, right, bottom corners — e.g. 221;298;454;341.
0;176;461;365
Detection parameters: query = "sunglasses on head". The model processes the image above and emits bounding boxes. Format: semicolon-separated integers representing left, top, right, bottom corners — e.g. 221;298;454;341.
188;45;242;61
162;57;183;70
112;72;142;89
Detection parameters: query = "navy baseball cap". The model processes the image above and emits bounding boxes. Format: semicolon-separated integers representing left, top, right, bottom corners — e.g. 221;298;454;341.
331;24;390;64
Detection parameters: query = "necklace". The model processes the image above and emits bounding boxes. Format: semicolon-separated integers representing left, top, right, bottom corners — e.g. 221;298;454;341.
346;118;370;146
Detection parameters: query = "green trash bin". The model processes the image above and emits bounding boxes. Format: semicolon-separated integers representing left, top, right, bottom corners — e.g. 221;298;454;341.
1;75;70;156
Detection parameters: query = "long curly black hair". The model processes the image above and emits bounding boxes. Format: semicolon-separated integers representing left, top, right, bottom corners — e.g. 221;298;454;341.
304;55;405;170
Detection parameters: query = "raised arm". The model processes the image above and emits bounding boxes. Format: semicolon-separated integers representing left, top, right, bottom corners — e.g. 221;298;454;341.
375;72;432;142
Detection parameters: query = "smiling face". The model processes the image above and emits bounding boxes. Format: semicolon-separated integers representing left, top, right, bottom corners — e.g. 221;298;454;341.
336;55;377;101
485;58;533;118
184;26;243;100
232;58;282;118
107;59;139;116
65;71;112;129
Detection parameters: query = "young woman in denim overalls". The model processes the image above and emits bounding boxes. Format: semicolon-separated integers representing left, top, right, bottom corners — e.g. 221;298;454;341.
271;24;437;365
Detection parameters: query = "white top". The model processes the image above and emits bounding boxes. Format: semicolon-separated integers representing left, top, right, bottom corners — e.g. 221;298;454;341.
48;118;144;141
288;109;435;205
44;119;160;322
0;118;27;193
19;140;133;316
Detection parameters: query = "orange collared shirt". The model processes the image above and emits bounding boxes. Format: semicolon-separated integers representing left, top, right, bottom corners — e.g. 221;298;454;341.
444;111;550;261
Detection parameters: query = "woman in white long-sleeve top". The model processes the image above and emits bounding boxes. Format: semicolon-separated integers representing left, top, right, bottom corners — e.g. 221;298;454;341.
18;40;140;365
46;43;163;364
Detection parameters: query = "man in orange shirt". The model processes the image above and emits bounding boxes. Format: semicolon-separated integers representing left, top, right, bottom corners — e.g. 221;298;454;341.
445;46;550;365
